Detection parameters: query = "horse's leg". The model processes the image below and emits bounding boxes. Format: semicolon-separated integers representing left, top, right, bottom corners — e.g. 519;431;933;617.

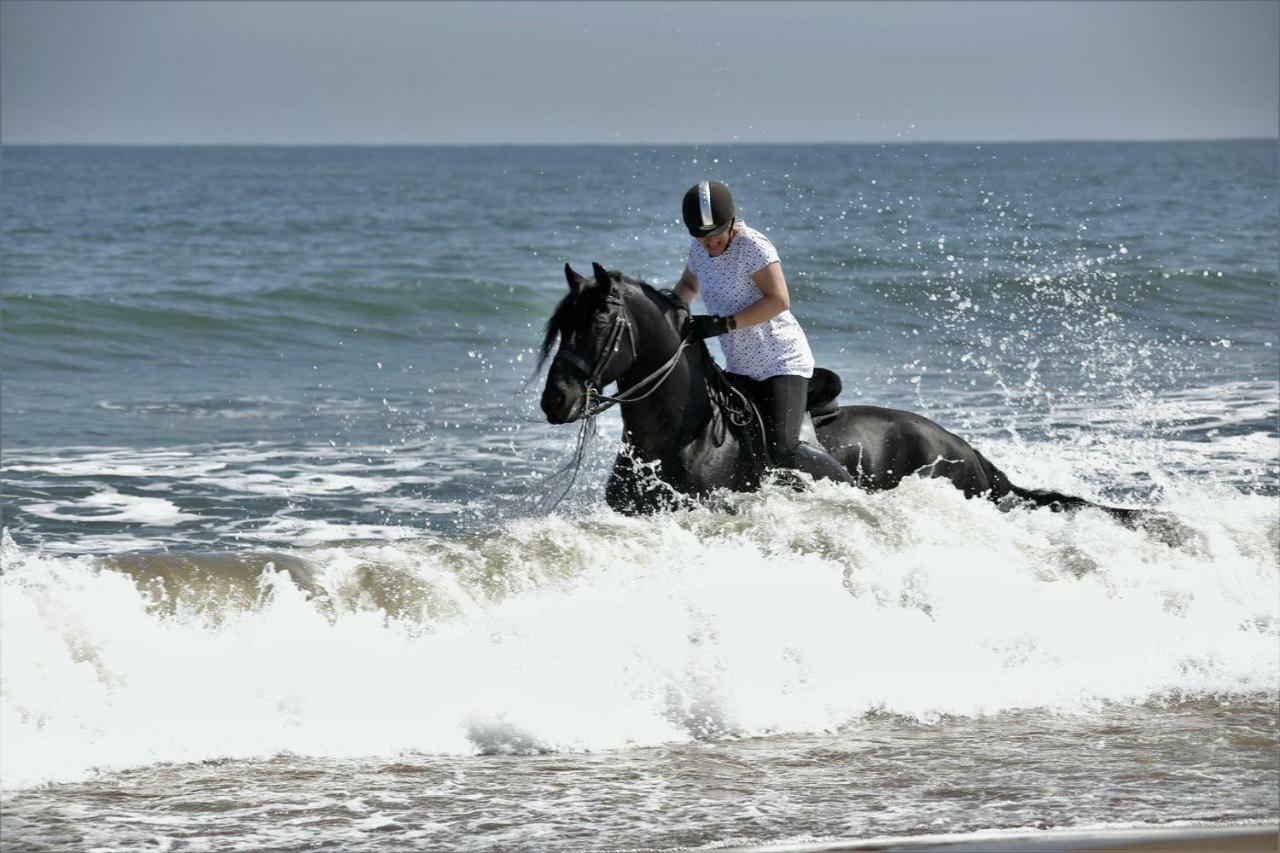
605;452;698;514
605;453;648;514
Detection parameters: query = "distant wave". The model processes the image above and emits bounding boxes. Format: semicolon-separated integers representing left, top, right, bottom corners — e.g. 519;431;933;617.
0;283;552;372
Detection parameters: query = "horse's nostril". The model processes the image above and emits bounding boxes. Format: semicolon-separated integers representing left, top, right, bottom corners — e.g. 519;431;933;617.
541;385;574;423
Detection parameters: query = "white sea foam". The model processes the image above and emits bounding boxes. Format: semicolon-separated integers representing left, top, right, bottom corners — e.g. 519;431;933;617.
190;470;398;499
2;474;1276;790
232;518;424;546
23;488;196;526
3;448;229;480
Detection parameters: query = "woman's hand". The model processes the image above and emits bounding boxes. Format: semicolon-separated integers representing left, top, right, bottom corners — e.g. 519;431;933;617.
689;315;734;340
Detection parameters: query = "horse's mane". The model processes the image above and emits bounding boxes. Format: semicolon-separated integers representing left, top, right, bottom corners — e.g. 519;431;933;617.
537;272;688;371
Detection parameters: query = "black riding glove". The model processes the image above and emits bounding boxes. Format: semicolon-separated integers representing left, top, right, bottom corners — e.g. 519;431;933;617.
690;314;735;340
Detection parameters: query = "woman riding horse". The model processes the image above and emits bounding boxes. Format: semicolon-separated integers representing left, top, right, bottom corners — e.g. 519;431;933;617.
540;261;1151;528
675;181;856;486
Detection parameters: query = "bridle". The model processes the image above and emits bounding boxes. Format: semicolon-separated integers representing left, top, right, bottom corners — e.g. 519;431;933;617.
556;290;691;420
557;291;634;392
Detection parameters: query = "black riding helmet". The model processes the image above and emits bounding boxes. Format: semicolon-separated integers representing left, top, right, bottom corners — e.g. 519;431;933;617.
682;181;735;238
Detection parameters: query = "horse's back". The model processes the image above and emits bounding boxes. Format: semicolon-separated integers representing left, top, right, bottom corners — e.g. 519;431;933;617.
815;405;1000;496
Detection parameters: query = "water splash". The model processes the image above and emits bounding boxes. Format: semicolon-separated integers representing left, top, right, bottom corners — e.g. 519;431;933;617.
3;475;1275;790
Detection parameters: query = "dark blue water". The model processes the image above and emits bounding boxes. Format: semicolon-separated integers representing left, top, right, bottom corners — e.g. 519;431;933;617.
2;142;1275;551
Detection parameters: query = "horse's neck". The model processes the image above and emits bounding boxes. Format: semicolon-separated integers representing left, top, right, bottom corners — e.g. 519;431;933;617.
617;297;715;458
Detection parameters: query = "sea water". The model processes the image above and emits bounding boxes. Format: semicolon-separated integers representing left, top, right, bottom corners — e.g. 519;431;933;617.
1;142;1276;850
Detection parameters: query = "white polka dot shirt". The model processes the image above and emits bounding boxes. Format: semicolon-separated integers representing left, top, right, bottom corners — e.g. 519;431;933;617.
686;221;815;380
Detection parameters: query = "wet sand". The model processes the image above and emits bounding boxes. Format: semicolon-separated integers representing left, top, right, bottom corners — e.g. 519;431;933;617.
721;823;1278;852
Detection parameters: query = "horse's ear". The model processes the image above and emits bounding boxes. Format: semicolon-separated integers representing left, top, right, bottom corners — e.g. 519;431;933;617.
591;262;612;289
565;263;586;291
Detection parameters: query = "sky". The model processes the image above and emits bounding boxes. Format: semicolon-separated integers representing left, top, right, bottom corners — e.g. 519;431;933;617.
1;0;1276;145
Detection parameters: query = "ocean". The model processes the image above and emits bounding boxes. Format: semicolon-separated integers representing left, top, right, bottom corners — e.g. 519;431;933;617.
1;142;1276;850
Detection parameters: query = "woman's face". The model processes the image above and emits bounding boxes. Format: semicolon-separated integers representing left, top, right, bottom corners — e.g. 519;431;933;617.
698;225;733;257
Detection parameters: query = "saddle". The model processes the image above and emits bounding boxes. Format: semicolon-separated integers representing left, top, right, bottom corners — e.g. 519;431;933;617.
805;367;842;426
706;366;844;455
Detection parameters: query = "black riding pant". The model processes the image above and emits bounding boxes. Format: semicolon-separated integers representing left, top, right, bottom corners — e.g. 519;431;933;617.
727;373;856;486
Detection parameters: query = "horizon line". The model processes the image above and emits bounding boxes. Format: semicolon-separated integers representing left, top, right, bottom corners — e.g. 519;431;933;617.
1;136;1276;148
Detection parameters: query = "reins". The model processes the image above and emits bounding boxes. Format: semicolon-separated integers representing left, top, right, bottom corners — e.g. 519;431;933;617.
559;290;695;420
581;336;692;418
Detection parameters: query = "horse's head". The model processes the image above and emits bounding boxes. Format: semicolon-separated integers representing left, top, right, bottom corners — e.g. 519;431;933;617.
539;262;642;424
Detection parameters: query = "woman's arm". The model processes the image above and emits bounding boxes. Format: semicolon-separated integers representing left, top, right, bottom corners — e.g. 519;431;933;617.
730;261;790;328
674;267;699;306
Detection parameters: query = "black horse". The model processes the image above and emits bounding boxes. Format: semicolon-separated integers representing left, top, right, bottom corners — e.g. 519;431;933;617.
541;262;1144;522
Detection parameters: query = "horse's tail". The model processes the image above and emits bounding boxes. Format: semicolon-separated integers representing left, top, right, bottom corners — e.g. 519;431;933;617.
975;450;1147;525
